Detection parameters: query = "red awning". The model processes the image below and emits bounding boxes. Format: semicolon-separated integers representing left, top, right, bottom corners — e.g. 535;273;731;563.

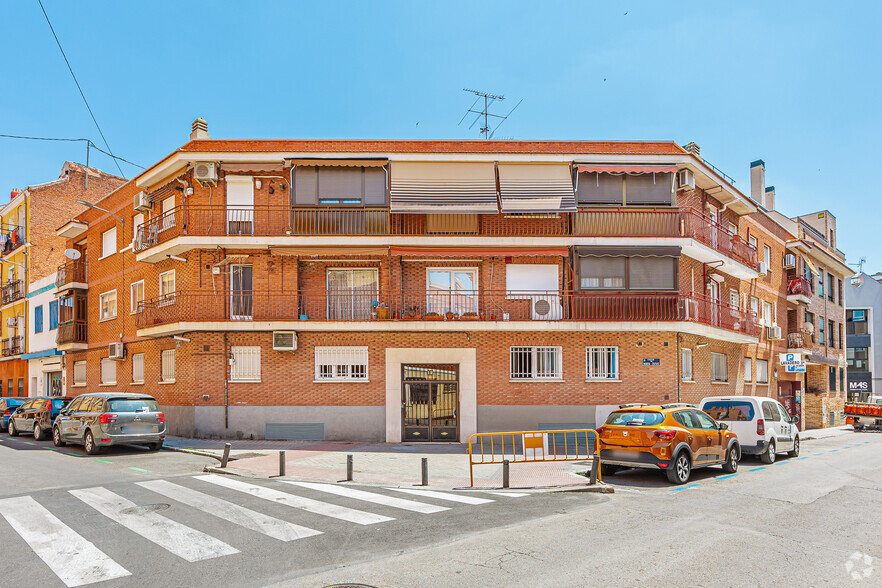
576;164;679;174
390;246;569;257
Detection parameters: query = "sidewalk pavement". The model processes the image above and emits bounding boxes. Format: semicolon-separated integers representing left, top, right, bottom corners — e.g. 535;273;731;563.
163;436;595;490
798;424;854;441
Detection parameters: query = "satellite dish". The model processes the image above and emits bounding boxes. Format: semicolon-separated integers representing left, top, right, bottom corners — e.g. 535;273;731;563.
64;249;82;260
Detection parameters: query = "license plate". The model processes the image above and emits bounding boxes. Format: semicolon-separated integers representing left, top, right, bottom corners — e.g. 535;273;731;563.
123;426;154;434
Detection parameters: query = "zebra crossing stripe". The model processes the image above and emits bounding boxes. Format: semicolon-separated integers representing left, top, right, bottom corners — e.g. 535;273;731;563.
137;479;322;542
284;481;449;514
69;487;239;562
196;475;393;525
387;487;494;505
0;495;131;587
486;492;529;498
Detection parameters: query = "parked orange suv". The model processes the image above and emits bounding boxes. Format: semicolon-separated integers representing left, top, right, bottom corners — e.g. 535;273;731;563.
597;403;740;484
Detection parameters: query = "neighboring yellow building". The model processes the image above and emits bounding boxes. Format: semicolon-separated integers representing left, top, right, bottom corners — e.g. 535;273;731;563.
0;189;28;396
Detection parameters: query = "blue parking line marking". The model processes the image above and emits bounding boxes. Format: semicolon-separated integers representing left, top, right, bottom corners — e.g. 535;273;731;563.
796;456;809;460
716;474;738;480
670;483;701;492
750;466;767;472
829;449;839;452
774;461;789;465
813;452;825;456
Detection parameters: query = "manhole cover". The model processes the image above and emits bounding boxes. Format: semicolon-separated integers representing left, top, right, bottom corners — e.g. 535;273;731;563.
324;584;378;588
120;504;170;515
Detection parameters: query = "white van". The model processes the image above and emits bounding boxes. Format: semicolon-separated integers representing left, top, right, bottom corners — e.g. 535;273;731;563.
699;396;800;464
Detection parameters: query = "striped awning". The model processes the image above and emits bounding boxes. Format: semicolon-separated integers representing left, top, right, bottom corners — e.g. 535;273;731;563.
497;164;577;214
576;164;679;174
391;246;568;257
390;162;498;214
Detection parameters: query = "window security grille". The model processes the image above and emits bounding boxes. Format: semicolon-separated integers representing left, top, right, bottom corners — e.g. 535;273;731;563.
315;346;369;381
231;346;261;381
586;346;618;380
510;346;562;380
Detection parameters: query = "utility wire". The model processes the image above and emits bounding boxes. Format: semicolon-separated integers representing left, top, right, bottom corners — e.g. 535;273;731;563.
0;134;145;169
36;0;125;177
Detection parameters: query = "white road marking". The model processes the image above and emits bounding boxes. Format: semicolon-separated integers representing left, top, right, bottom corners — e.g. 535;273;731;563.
284;481;449;513
137;479;322;542
0;495;130;587
486;492;529;498
387;487;495;505
196;475;393;525
69;487;239;562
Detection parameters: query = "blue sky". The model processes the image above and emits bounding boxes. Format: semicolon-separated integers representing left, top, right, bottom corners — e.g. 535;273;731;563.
2;1;878;270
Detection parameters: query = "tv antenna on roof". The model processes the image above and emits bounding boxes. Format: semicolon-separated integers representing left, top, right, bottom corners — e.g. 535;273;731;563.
849;256;867;274
459;89;523;139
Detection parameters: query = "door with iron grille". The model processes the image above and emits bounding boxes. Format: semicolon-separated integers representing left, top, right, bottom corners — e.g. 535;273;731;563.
402;364;458;441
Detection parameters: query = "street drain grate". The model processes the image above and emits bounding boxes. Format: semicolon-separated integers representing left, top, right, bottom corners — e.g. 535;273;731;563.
324;584;379;588
120;504;170;515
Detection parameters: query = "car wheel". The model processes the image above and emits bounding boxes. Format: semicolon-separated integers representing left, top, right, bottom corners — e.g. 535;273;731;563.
84;430;100;455
33;423;44;441
8;418;18;437
148;440;163;452
600;463;620;477
53;426;66;447
722;445;739;473
666;451;691;484
760;439;776;464
788;436;800;458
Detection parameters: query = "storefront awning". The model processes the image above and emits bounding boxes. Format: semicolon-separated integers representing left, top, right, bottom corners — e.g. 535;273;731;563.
391;246;568;257
390;162;498;214
576;164;679;174
805;353;841;367
497;164;576;214
576;246;681;258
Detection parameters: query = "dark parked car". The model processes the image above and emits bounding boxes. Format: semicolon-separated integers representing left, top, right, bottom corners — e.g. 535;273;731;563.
7;397;74;440
0;397;26;432
53;393;166;454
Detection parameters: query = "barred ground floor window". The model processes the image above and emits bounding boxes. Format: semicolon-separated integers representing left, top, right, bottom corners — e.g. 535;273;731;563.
586;346;618;380
315;346;369;381
231;346;261;381
510;346;562;380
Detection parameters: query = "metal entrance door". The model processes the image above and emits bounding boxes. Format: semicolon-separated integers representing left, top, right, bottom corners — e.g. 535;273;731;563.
402;364;458;441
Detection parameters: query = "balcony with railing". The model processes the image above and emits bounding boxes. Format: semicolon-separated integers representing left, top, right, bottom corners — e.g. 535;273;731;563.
788;332;808;350
1;335;23;357
56;321;87;346
786;276;812;305
135;289;760;339
1;280;24;305
56;259;87;289
1;225;25;256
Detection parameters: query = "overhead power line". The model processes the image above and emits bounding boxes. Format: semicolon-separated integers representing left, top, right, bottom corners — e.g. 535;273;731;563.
36;0;125;177
0;134;145;169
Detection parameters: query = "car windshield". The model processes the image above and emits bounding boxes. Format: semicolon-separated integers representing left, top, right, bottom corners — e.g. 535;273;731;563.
702;401;755;421
52;399;69;410
606;411;664;426
108;398;160;413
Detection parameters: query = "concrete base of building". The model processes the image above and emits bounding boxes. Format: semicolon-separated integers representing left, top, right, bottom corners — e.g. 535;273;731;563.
161;405;386;442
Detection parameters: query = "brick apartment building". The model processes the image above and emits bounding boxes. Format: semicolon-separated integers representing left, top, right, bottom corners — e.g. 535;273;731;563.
53;120;844;441
0;163;124;398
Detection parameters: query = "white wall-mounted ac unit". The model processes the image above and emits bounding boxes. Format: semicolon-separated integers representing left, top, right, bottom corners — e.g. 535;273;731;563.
758;261;768;276
531;296;562;321
783;253;796;269
5;317;17;327
768;324;783;340
133;191;153;212
677;169;695;191
194;162;218;184
272;331;297;351
108;342;126;360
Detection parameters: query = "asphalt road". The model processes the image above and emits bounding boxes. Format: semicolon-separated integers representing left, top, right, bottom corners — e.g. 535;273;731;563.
1;431;878;587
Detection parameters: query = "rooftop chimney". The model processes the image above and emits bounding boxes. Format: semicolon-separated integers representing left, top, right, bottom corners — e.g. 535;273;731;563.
683;142;700;157
764;186;775;211
750;160;765;207
190;117;209;140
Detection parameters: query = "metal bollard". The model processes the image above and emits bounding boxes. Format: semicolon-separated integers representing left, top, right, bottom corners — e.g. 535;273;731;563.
502;460;510;489
421;457;428;486
279;451;286;477
346;454;353;482
590;454;600;485
220;443;231;468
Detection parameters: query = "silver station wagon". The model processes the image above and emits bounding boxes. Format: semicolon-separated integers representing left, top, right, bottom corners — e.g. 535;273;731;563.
52;393;166;454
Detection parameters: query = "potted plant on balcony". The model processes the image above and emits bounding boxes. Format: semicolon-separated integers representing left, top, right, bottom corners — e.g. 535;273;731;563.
405;305;422;320
425;312;442;321
376;302;390;320
445;311;455;321
489;313;496;320
461;312;480;321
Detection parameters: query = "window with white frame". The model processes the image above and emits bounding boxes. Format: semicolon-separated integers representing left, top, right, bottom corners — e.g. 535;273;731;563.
132;213;144;247
161;349;175;382
729;290;739;308
160;196;175;231
586;346;618;380
426;268;478;315
73;361;86;385
132;353;144;384
757;359;769;384
750;296;759;319
763;245;771;269
681;348;693;381
711;352;728;382
230;346;261;381
744;357;752;382
159;270;175;307
314;346;369;381
326;268;377;320
101;227;117;258
100;357;116;385
510;346;562;380
99;290;117;320
763;301;773;327
130;281;144;314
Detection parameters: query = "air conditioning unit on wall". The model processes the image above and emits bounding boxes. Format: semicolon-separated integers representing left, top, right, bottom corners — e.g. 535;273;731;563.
531;296;562;321
133;191;153;212
193;162;218;184
677;169;695;191
273;331;297;351
768;325;783;340
108;342;126;360
5;317;17;327
758;261;768;276
783;253;796;269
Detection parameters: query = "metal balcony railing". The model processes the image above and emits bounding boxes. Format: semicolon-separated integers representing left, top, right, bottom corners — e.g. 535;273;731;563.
56;321;87;345
787;277;812;297
1;336;23;357
135;289;760;337
788;332;807;349
1;280;24;305
56;259;87;288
